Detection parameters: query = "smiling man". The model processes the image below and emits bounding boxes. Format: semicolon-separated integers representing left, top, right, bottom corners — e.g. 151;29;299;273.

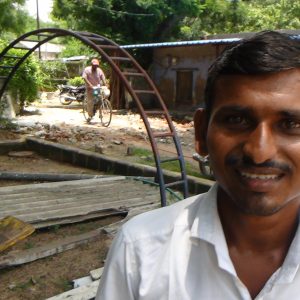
96;31;300;300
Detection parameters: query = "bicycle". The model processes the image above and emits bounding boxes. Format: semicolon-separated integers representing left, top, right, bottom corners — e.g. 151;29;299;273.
83;86;112;127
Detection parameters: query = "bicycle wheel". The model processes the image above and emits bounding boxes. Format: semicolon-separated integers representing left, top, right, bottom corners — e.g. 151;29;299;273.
99;99;112;127
82;97;90;121
59;92;73;105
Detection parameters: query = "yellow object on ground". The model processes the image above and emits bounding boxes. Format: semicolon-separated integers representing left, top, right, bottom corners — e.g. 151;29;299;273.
0;216;35;252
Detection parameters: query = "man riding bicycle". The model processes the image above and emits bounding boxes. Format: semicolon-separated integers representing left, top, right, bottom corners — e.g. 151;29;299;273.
82;58;107;123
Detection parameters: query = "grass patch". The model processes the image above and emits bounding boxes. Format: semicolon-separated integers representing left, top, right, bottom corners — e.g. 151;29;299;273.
12;279;33;291
23;241;35;249
130;147;203;178
54;278;72;291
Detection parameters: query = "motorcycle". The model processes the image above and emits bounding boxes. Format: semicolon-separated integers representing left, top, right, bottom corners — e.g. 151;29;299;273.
58;84;86;105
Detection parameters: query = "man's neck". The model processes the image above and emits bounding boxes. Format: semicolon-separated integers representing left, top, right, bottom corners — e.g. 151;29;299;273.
217;190;299;252
217;188;300;298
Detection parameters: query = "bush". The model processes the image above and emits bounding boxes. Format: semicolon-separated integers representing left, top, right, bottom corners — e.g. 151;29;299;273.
39;60;68;91
68;76;85;86
0;40;44;114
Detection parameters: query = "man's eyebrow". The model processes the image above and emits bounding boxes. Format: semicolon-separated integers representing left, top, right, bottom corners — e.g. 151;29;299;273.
280;110;300;118
214;105;253;114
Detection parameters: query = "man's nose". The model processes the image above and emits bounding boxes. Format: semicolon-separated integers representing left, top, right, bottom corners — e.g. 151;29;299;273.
242;123;277;164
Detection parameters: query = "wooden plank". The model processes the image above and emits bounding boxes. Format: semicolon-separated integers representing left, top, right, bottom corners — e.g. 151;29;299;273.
103;203;160;235
90;267;104;280
0;176;126;194
33;209;127;229
0;224;107;269
0;179;156;203
18;196;159;224
0;190;158;213
0;177;161;229
0;203;158;269
45;279;100;300
0;183;158;207
0;194;159;223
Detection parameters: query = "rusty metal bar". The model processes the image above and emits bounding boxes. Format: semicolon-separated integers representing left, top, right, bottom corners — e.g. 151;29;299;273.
0;28;189;206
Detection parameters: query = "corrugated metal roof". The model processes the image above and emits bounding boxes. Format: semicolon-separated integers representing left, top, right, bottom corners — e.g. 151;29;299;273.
121;37;241;49
122;34;300;49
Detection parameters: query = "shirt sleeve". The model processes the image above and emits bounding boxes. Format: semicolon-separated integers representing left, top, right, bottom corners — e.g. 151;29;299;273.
82;67;87;79
98;68;106;83
95;229;138;300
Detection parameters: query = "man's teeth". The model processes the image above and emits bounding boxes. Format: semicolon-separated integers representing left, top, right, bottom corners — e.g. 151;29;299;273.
240;172;279;180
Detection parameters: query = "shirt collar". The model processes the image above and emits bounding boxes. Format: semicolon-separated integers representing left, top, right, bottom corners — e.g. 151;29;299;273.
190;183;300;281
276;214;300;284
190;183;236;275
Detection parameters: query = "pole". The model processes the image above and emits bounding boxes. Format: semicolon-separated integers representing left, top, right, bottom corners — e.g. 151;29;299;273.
36;0;41;59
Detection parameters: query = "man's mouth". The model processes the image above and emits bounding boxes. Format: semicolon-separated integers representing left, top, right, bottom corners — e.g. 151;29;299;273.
239;171;281;181
236;169;284;192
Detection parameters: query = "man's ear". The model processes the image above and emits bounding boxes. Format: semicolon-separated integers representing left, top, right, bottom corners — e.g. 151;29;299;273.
194;108;208;155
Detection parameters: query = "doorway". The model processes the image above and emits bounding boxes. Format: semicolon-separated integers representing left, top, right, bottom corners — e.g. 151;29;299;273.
176;70;193;106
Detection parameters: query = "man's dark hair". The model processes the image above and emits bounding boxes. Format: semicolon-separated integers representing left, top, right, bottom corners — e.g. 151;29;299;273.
204;30;300;115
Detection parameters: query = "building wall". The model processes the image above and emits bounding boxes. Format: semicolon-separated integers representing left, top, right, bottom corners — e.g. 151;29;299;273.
151;44;225;110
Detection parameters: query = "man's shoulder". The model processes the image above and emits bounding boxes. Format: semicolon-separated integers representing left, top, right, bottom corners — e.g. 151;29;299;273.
121;193;206;243
83;66;92;72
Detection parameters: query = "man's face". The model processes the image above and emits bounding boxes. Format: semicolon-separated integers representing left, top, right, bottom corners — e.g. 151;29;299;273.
200;69;300;216
92;64;98;70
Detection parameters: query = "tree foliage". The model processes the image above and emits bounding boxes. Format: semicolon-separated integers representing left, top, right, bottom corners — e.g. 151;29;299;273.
60;38;97;58
52;0;300;44
179;0;300;40
0;0;29;35
0;40;44;113
52;0;204;44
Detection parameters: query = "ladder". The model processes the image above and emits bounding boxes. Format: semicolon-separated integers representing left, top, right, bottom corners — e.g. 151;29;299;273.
0;28;189;206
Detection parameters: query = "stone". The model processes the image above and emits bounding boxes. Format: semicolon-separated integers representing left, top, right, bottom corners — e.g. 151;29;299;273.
95;144;104;154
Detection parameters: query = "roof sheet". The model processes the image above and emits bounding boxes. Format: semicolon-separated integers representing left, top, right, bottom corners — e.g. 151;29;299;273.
121;37;241;49
122;34;300;49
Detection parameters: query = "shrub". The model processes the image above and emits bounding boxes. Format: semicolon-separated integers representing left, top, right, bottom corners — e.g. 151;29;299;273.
0;39;44;114
39;60;68;91
68;76;85;86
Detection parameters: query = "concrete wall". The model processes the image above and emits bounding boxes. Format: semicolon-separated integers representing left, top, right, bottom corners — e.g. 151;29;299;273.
12;137;213;197
151;44;226;110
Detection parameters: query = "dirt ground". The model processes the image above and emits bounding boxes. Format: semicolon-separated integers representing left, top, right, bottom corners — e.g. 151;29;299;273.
0;96;198;300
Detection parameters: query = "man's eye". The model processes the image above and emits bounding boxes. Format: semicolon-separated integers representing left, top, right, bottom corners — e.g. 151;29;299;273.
281;119;300;129
226;115;247;125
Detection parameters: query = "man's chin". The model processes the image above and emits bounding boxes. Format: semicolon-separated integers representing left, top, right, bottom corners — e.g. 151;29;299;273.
232;194;285;216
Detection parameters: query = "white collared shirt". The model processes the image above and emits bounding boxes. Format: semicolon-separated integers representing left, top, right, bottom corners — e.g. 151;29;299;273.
96;184;300;300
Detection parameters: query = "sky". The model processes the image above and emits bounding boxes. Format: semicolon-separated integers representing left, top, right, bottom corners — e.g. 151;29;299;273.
25;0;54;22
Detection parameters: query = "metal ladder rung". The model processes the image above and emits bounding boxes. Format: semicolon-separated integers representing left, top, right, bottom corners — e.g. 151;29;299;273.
134;90;155;94
123;72;144;76
75;31;96;37
88;37;106;42
153;132;174;138
36;33;53;37
3;55;21;59
165;180;186;188
160;157;179;163
110;56;131;61
23;39;39;42
97;45;119;49
12;46;29;50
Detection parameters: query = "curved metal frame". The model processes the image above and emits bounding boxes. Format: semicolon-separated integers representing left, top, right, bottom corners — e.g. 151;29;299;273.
0;28;189;206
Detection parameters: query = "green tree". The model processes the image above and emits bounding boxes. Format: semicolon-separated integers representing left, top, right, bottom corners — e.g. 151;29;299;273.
178;0;300;40
0;0;28;35
0;40;43;114
244;0;300;31
52;0;204;44
60;38;97;58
